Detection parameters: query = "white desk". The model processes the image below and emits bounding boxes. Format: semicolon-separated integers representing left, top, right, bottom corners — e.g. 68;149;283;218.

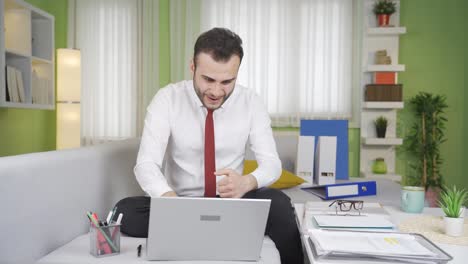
295;204;468;264
38;235;281;264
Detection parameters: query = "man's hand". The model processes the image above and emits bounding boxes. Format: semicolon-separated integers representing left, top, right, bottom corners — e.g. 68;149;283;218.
161;191;178;197
215;168;258;198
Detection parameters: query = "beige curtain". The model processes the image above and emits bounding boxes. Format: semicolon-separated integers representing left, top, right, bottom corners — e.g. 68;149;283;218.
170;0;355;127
72;0;159;145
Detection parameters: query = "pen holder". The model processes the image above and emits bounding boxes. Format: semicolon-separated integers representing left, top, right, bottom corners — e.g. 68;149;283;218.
89;222;121;257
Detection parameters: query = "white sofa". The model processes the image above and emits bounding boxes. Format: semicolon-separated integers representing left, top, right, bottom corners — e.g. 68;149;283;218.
0;135;302;264
0;135;401;264
0;139;142;263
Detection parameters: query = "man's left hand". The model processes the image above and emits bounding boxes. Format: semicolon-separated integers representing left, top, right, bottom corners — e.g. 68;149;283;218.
215;168;258;198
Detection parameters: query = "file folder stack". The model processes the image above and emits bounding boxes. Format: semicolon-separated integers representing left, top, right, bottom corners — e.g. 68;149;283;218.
314;136;337;185
296;136;315;184
306;229;452;263
302;180;377;200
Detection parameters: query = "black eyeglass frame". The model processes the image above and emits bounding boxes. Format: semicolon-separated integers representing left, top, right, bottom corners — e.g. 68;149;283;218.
328;200;364;215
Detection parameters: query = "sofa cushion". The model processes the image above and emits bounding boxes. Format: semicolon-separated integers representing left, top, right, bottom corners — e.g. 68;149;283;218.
243;160;305;189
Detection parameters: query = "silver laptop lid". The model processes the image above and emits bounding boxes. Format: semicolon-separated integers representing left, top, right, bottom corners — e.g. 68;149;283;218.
146;197;271;261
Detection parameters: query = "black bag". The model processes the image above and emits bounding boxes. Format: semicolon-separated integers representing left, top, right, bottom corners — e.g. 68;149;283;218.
113;196;151;238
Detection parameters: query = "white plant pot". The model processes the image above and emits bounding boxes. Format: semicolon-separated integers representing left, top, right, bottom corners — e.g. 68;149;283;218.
460;207;466;218
443;216;465;237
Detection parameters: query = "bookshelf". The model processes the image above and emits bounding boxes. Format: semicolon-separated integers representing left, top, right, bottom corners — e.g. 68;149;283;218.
359;0;405;182
0;0;55;110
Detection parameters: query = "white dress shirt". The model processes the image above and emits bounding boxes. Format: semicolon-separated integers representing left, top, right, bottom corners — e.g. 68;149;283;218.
134;80;281;197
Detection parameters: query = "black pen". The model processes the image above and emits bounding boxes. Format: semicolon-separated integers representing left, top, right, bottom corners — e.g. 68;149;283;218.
137;244;142;257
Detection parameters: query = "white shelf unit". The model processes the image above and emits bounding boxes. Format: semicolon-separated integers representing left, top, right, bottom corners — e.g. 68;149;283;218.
0;0;55;110
362;137;403;146
366;64;406;72
359;0;405;182
367;27;406;35
360;172;402;182
363;102;404;109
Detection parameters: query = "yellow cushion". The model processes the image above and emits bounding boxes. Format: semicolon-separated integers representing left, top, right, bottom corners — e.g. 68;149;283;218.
243;160;306;189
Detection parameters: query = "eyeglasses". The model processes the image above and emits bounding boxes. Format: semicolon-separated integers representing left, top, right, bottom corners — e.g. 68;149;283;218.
328;200;364;216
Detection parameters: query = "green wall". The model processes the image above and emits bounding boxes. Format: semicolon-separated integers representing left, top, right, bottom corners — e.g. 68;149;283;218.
397;0;467;190
465;1;468;194
0;0;68;156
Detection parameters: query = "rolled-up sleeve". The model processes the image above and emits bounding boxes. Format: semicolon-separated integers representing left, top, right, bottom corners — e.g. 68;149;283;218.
247;94;282;188
134;89;173;197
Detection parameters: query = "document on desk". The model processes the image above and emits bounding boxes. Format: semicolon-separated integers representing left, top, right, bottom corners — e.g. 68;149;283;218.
313;215;395;229
309;229;437;257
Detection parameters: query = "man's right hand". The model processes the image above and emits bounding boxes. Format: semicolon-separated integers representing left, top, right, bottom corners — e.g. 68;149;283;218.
161;191;177;197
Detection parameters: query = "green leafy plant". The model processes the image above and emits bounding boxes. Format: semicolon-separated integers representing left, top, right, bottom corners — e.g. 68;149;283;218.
403;92;448;189
374;116;388;129
438;186;467;218
374;116;388;138
373;0;396;15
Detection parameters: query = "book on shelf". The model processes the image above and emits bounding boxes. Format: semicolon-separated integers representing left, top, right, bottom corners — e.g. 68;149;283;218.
374;72;396;84
6;66;18;102
5;66;10;102
32;70;38;104
32;70;51;105
47;80;53;104
15;69;25;102
365;84;402;101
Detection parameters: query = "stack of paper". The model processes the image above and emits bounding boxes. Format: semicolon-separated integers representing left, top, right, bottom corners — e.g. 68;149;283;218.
313;215;395;230
306;229;453;263
310;230;437;257
304;225;452;263
302;201;393;232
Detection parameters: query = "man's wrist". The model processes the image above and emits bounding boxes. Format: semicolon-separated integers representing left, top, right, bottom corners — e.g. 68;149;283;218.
161;191;177;197
244;174;258;193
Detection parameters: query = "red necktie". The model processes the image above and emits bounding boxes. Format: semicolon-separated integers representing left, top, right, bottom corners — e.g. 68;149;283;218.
204;109;216;197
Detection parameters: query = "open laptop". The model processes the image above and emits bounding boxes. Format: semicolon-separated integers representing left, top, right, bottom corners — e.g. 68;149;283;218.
146;197;271;261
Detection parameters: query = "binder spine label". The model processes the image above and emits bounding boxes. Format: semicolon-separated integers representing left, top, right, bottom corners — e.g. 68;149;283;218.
328;185;358;197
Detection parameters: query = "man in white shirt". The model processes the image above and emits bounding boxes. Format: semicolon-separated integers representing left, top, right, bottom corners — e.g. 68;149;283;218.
131;28;302;264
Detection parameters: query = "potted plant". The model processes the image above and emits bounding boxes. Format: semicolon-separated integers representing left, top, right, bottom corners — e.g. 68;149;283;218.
374;116;388;138
438;186;467;236
373;0;396;27
404;92;448;207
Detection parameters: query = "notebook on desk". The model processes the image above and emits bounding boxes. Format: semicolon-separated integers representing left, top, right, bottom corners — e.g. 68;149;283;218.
146;197;271;261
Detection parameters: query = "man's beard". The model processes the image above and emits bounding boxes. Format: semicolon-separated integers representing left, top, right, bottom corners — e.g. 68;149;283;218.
193;80;234;110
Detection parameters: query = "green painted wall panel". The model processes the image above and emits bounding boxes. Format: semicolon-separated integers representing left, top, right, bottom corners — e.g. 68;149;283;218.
0;0;68;157
348;128;360;177
465;0;468;193
398;0;467;190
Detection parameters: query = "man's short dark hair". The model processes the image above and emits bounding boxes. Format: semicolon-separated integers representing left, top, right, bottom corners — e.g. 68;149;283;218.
193;27;243;66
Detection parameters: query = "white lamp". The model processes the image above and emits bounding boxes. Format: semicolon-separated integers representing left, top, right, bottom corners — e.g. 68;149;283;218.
57;48;81;149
